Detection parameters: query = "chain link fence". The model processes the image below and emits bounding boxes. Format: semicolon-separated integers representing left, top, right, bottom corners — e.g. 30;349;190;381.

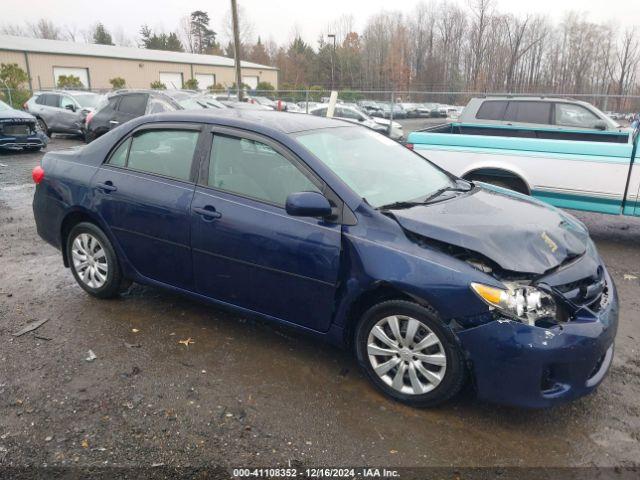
2;86;639;124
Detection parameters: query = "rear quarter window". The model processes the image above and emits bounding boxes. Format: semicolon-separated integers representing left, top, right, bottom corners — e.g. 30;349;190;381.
476;101;508;120
117;94;148;116
504;101;552;124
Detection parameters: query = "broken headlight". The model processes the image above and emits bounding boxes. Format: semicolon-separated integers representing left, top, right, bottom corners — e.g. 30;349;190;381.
470;282;556;326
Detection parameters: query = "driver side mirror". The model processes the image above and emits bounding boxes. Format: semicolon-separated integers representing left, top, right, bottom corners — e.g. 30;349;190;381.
285;191;332;218
594;121;607;131
65;103;76;112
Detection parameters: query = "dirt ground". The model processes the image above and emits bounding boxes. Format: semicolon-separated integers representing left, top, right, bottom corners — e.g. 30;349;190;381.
1;137;639;474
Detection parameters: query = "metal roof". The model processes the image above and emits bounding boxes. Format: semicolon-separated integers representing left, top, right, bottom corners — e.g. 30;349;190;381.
0;35;277;70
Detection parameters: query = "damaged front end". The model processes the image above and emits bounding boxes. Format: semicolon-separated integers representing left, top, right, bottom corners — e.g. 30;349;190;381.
406;230;618;408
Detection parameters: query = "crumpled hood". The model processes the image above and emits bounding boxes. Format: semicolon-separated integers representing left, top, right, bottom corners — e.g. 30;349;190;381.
391;185;590;275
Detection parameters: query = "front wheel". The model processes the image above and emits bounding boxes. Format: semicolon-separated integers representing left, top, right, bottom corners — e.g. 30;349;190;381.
355;300;466;407
66;222;127;298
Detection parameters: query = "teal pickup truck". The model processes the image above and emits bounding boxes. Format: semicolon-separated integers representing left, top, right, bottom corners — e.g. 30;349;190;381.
407;97;640;216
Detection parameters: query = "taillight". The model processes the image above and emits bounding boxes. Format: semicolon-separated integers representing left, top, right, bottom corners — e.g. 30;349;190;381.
405;143;414;150
23;102;28;110
32;165;45;184
85;111;95;126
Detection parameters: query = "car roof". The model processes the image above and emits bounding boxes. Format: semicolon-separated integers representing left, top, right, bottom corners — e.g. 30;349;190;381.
35;90;99;96
133;109;351;134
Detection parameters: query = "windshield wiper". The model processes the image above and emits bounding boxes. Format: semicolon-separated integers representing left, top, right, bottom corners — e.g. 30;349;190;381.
378;200;426;210
378;181;473;211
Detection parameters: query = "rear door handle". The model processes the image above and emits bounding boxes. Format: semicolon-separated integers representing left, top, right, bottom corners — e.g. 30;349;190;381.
193;205;222;220
97;181;117;193
109;120;120;127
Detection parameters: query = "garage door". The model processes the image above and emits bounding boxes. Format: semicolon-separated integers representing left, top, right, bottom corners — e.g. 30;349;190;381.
242;76;259;89
159;72;183;89
195;74;215;90
53;67;89;88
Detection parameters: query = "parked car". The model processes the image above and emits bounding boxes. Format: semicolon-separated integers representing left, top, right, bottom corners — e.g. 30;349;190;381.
407;97;640;218
358;100;384;116
458;96;623;131
373;103;407;119
309;105;404;140
219;100;273;110
399;103;420;118
24;90;102;137
32;109;618;408
297;101;321;112
248;96;277;109
0;99;48;151
84;90;207;142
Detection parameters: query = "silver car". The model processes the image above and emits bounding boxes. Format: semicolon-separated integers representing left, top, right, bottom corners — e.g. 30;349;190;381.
25;91;102;137
309;105;404;141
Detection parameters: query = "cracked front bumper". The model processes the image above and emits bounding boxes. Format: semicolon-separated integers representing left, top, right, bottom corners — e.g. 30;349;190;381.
457;271;618;408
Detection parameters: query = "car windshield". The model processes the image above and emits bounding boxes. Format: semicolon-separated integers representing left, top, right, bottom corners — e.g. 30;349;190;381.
72;93;101;108
0;100;11;111
295;126;454;207
177;98;207;110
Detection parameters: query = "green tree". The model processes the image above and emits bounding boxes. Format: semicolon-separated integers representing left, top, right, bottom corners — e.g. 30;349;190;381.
256;81;274;91
140;25;184;52
308;85;324;101
93;23;114;45
207;83;225;93
184;78;199;90
248;37;271;65
57;75;84;89
189;11;218;54
150;81;166;90
109;77;126;89
0;63;30;108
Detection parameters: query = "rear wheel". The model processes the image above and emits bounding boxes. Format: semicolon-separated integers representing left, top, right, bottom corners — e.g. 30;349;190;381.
36;118;50;137
66;222;127;298
355;300;466;407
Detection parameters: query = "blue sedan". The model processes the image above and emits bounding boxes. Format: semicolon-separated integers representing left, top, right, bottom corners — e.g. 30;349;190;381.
32;110;618;408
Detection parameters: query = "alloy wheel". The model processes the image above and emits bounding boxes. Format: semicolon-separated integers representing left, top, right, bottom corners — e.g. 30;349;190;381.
71;233;109;289
367;315;447;395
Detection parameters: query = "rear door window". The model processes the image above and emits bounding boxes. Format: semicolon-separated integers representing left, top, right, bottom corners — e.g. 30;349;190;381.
126;130;199;181
504;101;552;124
108;138;131;167
554;103;602;129
476;101;508;120
43;94;60;108
146;97;176;114
117;94;148;116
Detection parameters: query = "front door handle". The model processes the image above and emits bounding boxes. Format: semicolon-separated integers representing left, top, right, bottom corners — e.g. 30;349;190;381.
193;205;222;220
97;181;117;193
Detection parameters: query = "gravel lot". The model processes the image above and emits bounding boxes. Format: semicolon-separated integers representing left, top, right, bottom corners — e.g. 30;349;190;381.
1;136;639;474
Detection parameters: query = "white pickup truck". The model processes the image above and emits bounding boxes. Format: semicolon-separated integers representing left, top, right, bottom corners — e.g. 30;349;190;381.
407;97;639;216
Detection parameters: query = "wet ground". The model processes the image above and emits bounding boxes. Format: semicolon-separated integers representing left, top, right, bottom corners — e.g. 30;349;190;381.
1;137;639;472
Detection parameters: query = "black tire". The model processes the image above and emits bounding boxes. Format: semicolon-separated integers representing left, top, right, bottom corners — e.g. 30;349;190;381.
66;222;127;299
355;300;466;407
36;118;50;137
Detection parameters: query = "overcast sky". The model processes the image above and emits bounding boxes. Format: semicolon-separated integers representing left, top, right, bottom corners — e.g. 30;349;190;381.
2;0;639;47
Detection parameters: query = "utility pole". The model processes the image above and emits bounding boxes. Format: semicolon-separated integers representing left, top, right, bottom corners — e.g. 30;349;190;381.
231;0;243;101
327;34;336;91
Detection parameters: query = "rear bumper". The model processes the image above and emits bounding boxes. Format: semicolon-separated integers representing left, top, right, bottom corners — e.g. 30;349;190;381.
0;132;48;150
457;272;618;408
